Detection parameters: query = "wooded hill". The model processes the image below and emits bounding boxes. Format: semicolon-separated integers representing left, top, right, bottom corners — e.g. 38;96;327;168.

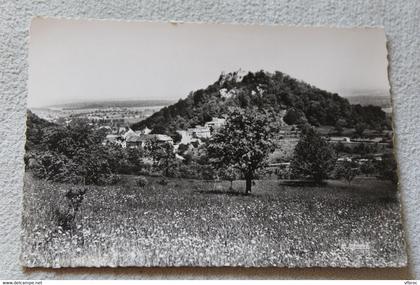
25;110;56;151
131;70;388;135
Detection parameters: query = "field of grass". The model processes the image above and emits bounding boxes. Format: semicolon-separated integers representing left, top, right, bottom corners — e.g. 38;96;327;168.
21;173;407;268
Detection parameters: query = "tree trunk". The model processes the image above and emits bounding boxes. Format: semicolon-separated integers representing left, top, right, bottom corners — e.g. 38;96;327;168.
245;177;252;195
164;158;169;177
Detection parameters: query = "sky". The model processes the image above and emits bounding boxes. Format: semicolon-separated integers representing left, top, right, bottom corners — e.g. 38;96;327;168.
28;18;390;108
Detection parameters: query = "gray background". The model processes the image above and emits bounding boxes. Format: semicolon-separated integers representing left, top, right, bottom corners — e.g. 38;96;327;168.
0;0;419;279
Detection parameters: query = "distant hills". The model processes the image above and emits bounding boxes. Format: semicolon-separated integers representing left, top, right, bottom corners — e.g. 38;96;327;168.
132;70;389;136
346;95;391;108
48;100;174;110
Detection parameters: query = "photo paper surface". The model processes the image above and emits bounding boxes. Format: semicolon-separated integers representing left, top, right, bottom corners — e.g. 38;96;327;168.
22;18;406;268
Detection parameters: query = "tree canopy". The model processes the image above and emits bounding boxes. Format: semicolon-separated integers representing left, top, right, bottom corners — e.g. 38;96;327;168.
145;139;176;177
207;107;279;194
290;127;337;184
26;112;135;185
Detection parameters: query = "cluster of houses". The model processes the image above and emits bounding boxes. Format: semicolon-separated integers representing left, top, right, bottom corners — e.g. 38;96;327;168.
103;126;171;149
102;117;226;151
177;117;226;145
101;112;392;176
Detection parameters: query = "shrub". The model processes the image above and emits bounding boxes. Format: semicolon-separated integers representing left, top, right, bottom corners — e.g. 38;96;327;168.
166;162;181;178
29;151;84;184
354;122;367;137
55;203;75;232
276;166;291;180
97;173;121;186
200;165;217;180
65;187;87;210
178;164;198;179
360;160;376;176
138;164;153;176
55;187;86;231
283;108;307;125
157;178;168;186
376;154;398;185
136;176;148;188
334;160;359;184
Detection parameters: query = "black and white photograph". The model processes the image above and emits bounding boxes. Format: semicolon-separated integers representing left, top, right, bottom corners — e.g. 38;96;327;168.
22;18;407;268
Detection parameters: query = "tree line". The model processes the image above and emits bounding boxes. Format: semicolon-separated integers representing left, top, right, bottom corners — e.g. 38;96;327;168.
26;106;398;194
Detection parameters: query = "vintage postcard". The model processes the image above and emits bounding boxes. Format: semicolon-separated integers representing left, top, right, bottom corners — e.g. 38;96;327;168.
22;18;406;267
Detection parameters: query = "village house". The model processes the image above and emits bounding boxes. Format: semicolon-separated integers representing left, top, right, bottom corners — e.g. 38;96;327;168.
176;117;225;145
125;134;145;148
153;134;174;144
176;130;200;145
126;134;172;149
337;157;352;162
118;126;128;134
187;125;211;139
142;127;152;134
98;125;112;133
103;134;125;147
328;136;351;143
122;128;136;139
204;117;226;132
134;126;152;135
104;128;174;149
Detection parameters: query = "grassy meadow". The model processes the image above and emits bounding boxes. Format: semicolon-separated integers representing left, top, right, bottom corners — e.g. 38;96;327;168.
21;173;406;267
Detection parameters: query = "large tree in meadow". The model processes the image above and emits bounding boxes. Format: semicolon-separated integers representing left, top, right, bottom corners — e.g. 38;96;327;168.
207;107;279;194
290;127;336;184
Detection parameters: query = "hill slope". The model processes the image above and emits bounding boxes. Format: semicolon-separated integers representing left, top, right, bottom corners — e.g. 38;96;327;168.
25;110;56;151
132;70;388;135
